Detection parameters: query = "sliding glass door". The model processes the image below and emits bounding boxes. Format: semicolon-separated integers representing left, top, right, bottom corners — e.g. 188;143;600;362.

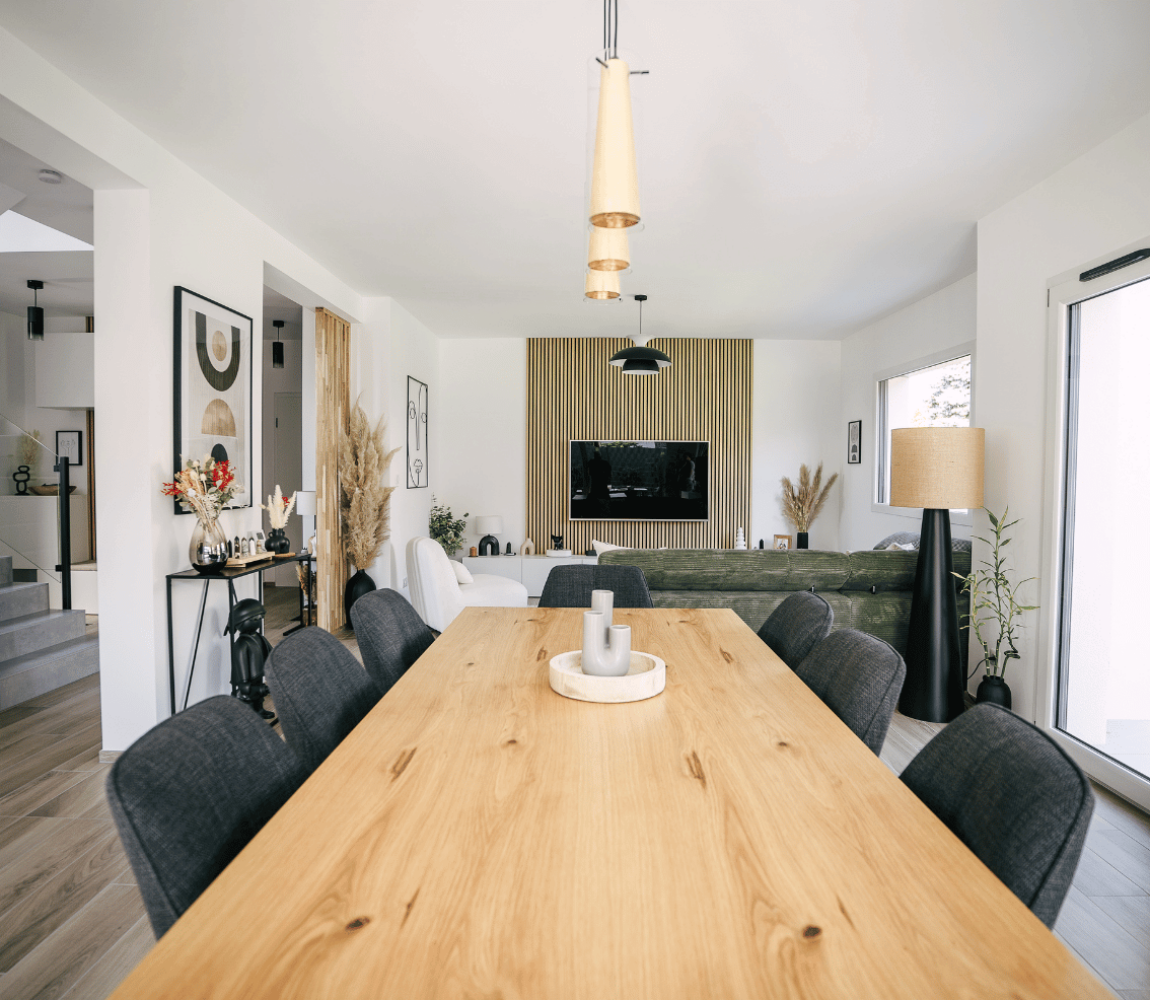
1054;267;1150;807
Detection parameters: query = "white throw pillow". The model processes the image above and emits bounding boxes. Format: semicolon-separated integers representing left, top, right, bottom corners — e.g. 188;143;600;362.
451;561;474;584
592;539;624;555
886;542;916;551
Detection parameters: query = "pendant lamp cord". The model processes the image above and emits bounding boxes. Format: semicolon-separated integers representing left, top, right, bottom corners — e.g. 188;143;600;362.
603;0;618;58
638;296;643;339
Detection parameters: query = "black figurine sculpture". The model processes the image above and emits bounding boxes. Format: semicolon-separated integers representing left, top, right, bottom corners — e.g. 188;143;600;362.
551;534;563;551
12;465;30;495
224;599;275;720
505;542;513;555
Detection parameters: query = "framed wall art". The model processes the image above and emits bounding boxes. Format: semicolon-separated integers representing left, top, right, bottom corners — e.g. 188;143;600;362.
173;287;253;513
407;375;428;488
848;419;862;465
56;430;82;468
773;534;792;550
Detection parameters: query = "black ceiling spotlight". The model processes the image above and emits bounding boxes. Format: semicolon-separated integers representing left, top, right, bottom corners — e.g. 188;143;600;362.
272;319;285;368
27;280;44;341
609;294;670;375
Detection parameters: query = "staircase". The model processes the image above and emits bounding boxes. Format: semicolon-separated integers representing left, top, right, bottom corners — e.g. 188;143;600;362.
0;556;99;709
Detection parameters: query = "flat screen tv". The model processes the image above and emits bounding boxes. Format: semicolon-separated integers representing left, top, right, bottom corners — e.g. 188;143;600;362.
570;440;709;521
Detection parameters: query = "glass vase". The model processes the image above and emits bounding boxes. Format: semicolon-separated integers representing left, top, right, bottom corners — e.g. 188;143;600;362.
189;517;229;574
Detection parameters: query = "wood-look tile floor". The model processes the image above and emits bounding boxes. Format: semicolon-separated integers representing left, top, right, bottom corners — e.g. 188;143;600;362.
1;612;1147;997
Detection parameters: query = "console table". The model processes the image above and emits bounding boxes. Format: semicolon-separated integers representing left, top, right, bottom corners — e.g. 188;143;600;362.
462;553;597;598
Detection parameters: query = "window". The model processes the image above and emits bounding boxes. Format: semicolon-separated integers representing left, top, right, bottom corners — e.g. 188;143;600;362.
875;351;972;504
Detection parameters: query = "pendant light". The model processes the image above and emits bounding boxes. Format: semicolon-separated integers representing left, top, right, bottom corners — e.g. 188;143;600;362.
609;295;670;375
589;0;640;230
26;280;44;341
585;270;621;300
588;225;629;272
272;319;285;368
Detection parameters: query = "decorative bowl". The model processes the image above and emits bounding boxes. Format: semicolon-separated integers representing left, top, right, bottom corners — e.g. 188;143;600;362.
548;650;666;703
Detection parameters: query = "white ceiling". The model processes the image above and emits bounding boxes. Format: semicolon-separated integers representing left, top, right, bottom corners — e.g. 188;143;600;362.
1;1;1149;340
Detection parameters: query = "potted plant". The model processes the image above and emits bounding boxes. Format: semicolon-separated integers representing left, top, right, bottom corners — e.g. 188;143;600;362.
780;463;838;549
429;496;469;557
954;506;1038;709
340;401;400;623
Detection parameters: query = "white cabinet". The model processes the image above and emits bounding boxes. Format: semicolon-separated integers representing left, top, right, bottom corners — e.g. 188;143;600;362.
462;555;523;584
463;554;598;598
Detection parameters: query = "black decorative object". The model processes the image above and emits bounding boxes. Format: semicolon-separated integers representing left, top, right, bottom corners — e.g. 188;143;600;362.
12;465;30;495
173;287;253;514
224;598;274;719
271;319;285;369
406;375;428;488
797;532;809;549
848;420;861;465
478;537;498;556
266;527;290;554
27;280;44;340
976;674;1012;709
344;568;377;625
505;542;513;555
758;539;764;549
551;534;564;550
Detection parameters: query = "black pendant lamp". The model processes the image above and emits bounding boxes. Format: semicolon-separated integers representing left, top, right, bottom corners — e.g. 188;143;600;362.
27;280;44;341
272;319;285;368
609;294;670;375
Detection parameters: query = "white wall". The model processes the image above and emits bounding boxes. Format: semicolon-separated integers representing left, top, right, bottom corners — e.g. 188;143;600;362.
751;340;842;551
260;335;302;586
977;108;1150;722
838;273;977;551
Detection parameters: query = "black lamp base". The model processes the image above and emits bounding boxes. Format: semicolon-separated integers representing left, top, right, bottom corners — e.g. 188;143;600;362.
478;535;499;556
899;508;965;723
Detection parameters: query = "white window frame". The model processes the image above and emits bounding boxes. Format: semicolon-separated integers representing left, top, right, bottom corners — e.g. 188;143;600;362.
870;341;977;526
1037;238;1150;812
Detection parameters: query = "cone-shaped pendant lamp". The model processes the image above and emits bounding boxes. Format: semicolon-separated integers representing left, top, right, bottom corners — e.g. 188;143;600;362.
589;57;640;229
588;225;629;272
585;270;621;300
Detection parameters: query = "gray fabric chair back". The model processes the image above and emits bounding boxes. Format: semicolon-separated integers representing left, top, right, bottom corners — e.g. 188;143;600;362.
794;629;906;754
900;703;1094;927
265;627;381;775
757;591;833;668
350;588;436;695
538;564;654;609
106;696;305;938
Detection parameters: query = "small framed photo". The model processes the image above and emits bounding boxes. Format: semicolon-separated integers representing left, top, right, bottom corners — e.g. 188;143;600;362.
847;419;862;465
56;430;82;468
773;534;792;550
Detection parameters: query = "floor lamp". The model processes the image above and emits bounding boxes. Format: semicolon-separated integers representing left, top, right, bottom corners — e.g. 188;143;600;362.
889;427;984;723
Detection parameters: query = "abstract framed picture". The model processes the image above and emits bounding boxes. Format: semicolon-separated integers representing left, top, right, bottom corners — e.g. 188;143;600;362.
56;430;82;469
847;419;862;465
407;375;428;488
172;287;253;514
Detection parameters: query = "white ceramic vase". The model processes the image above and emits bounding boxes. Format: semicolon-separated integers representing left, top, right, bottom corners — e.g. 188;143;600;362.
582;611;631;677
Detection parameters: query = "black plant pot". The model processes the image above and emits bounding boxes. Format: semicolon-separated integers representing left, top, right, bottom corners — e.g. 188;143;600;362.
266;527;291;554
796;532;809;550
975;674;1012;709
344;569;376;626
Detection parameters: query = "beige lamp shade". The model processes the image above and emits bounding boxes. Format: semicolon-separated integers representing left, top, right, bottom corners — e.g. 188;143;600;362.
890;427;985;509
585;270;621;300
588;225;630;272
589;57;640;229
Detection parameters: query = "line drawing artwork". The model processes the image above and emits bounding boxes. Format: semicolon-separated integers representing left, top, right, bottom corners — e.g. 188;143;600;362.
407;376;428;488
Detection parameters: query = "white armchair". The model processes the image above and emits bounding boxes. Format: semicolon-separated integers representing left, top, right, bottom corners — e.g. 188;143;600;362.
406;536;528;633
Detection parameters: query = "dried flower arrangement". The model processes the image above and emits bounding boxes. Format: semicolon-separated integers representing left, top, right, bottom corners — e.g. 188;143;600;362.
340;401;401;571
262;487;296;529
780;463;838;533
18;430;42;469
162;456;242;523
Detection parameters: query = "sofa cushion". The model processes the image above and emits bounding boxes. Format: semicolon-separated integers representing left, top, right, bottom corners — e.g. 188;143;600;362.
844;548;971;591
600;548;851;592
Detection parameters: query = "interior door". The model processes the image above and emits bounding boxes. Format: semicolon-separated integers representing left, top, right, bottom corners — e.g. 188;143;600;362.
273;392;303;587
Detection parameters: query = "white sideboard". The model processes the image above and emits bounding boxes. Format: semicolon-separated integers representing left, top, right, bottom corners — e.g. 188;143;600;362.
463;554;598;598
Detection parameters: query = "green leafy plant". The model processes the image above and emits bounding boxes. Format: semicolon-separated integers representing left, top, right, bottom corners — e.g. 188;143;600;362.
954;507;1038;681
429;496;469;557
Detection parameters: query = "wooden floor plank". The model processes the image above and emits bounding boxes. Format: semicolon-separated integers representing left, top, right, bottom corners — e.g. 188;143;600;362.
1096;785;1150;846
0;704;100;754
19;675;100;712
1074;846;1149;898
1056;887;1150;992
0;817;111;919
54;751;108;773
1096;894;1150;951
0;726;103;799
30;771;113;821
63;915;154;1000
0;770;94;818
1093;829;1150;895
0;816;70;868
0;883;142;1000
0;705;43;730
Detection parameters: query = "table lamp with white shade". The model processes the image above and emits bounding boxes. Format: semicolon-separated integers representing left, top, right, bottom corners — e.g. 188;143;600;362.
295;490;317;554
889;427;984;723
475;516;503;556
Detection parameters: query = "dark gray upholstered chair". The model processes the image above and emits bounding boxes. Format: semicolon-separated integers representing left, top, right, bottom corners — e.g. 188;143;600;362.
538;564;654;609
900;703;1094;927
264;627;382;775
106;696;305;938
350;588;436;695
757;591;833;668
793;629;906;754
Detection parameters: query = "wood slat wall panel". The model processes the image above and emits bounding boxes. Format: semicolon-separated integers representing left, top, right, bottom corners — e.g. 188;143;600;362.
315;309;350;632
526;338;752;553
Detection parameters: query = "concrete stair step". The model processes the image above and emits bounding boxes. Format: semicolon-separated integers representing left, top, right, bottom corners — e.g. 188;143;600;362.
0;609;87;662
0;634;99;710
0;581;50;623
0;555;11;587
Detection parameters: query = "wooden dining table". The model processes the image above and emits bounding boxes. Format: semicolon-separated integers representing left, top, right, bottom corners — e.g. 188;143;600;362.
110;607;1109;999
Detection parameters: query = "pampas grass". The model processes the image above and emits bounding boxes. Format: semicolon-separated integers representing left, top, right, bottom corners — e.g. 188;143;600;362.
340;400;401;571
780;463;838;533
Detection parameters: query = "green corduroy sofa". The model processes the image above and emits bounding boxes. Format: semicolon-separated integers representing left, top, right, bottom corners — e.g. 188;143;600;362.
597;547;971;658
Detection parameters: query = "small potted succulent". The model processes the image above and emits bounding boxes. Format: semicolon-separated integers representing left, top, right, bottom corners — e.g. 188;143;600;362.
954;507;1038;709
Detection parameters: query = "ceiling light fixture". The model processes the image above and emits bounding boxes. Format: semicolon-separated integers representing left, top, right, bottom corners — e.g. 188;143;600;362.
609;295;670;375
272;319;285;368
585;270;621;300
37;169;63;185
27;280;44;340
588;225;629;272
589;0;640;230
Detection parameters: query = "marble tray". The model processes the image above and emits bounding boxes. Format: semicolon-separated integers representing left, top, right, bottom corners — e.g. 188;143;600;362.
548;650;666;703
